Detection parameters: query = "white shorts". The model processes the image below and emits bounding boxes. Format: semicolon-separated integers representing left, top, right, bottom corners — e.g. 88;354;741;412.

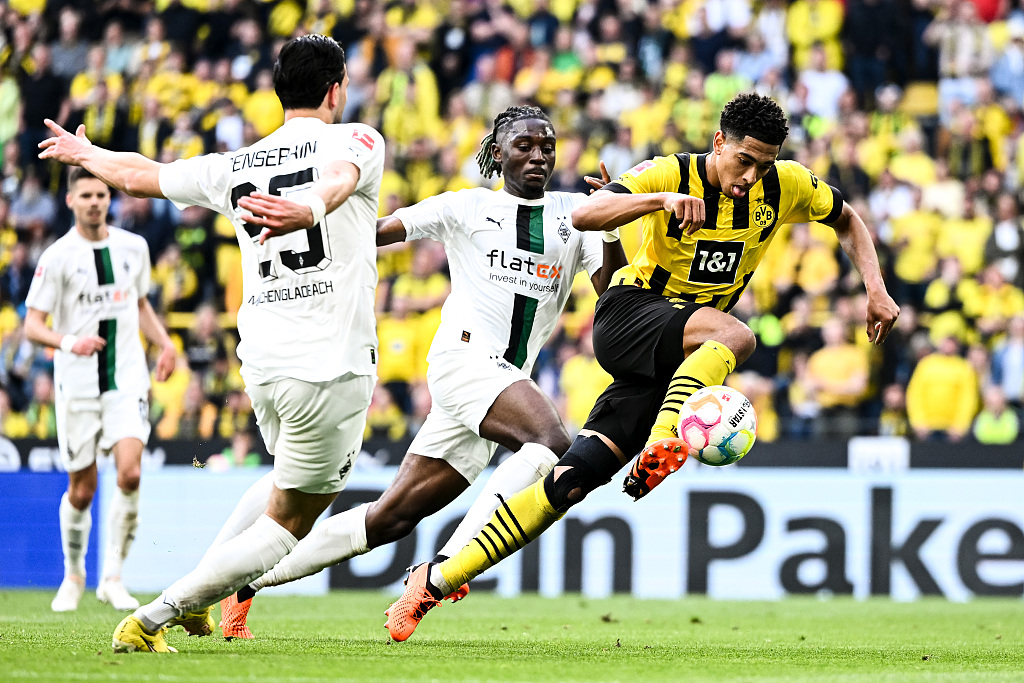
56;390;151;473
411;346;529;482
247;373;374;495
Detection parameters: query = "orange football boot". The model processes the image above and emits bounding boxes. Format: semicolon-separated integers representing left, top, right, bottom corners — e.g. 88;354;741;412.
622;438;689;501
219;593;254;640
384;563;441;641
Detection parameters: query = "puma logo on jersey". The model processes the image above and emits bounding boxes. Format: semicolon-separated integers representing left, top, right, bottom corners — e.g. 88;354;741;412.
485;217;503;228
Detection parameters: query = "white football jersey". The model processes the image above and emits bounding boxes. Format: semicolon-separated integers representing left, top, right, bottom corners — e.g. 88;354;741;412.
393;188;603;375
158;117;385;385
25;226;151;399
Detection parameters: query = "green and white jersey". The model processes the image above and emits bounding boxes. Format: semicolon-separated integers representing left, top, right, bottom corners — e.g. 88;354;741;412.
26;226;151;399
393;188;603;376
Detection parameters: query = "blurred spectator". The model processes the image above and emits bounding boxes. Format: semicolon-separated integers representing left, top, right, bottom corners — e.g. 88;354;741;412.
558;327;612;433
24;372;57;439
0;242;33;312
906;336;979;442
990;23;1024;105
0;386;29;438
364;383;409;442
16;45;67;177
103;22;134;77
151;244;199;313
10;171;57;236
972;385;1020;444
798;43;850;122
844;0;903;104
924;1;993;123
878;384;910;437
50;9;91;82
787;0;844;71
991;316;1024;410
804;319;869;438
985;194;1024;289
462;53;514;123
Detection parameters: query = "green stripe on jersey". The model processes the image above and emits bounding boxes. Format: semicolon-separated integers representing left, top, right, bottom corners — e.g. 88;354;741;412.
515;205;545;254
503;294;538;369
97;318;117;392
94;247;115;285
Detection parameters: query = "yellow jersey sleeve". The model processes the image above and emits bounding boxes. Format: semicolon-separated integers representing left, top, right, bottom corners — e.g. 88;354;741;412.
777;160;844;225
607;155;684;195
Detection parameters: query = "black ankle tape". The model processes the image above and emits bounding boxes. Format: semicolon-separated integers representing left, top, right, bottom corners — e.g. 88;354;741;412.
236;585;256;603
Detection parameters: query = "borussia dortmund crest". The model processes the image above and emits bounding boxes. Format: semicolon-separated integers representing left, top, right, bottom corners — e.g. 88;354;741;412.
752;203;775;229
558;221;571;243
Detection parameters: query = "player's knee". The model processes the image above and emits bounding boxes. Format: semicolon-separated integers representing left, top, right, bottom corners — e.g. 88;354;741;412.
68;481;96;509
724;321;756;364
117;466;141;492
365;502;421;547
542;435;622;512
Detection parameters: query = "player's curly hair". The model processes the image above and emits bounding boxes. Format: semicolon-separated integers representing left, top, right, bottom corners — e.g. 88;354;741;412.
475;105;554;179
719;93;789;147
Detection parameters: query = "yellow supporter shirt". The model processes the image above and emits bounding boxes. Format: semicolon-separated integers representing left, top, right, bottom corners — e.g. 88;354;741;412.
906;353;978;433
890;209;941;283
560;354;613;430
243;89;285;138
605;153;842;311
963;283;1024;323
936;215;993;275
786;0;845;69
69;72;125;103
888;151;937;187
376;314;420;384
806;344;869;408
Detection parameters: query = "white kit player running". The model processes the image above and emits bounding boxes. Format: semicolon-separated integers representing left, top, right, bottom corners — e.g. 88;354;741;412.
212;106;627;636
24;167;176;613
39;35;385;653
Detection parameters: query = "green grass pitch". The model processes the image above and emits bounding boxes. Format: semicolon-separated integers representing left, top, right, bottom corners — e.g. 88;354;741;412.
0;590;1021;682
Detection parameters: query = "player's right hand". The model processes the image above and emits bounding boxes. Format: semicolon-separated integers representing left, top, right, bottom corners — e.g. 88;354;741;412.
237;192;315;244
663;193;705;235
71;335;106;356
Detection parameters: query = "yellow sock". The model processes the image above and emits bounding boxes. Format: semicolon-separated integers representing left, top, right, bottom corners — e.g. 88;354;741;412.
438;479;563;592
646;340;737;446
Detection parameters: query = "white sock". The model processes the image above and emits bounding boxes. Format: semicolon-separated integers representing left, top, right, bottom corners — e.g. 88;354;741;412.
102;488;139;580
201;471;274;563
250;504;369;591
437;442;558;558
134;514;296;631
59;492;91;581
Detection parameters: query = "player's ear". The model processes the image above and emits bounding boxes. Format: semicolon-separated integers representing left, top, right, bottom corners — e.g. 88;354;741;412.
713;131;726;155
491;142;502;163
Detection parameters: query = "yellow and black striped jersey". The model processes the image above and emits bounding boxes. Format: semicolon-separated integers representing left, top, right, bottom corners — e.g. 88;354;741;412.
605;153;843;312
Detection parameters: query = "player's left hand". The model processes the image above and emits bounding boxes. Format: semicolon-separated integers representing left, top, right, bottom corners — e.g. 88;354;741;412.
584;161;611;193
37;119;92;164
866;289;899;345
237;192;315;244
154;343;176;382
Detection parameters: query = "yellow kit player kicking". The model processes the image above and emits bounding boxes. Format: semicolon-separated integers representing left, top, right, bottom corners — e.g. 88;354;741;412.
385;93;900;640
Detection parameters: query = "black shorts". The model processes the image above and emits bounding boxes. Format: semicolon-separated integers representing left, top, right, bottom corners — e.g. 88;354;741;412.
584;286;704;457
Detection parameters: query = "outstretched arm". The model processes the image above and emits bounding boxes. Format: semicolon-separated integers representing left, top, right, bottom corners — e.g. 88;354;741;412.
38;119;165;198
830;202;900;344
573;189;706;234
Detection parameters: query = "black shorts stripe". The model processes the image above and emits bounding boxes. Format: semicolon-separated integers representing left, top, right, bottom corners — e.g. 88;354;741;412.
649;266;672;295
759;167;782;242
695;153;719;229
822;185;844;224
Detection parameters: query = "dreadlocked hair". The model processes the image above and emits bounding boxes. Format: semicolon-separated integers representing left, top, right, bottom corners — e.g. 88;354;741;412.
475;105;553;178
719;93;789;147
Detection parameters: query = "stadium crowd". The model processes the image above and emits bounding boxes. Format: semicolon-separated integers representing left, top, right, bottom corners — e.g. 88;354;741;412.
1;0;1024;453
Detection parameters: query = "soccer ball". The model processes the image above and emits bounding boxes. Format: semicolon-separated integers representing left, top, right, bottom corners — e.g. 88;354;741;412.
677;385;757;466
